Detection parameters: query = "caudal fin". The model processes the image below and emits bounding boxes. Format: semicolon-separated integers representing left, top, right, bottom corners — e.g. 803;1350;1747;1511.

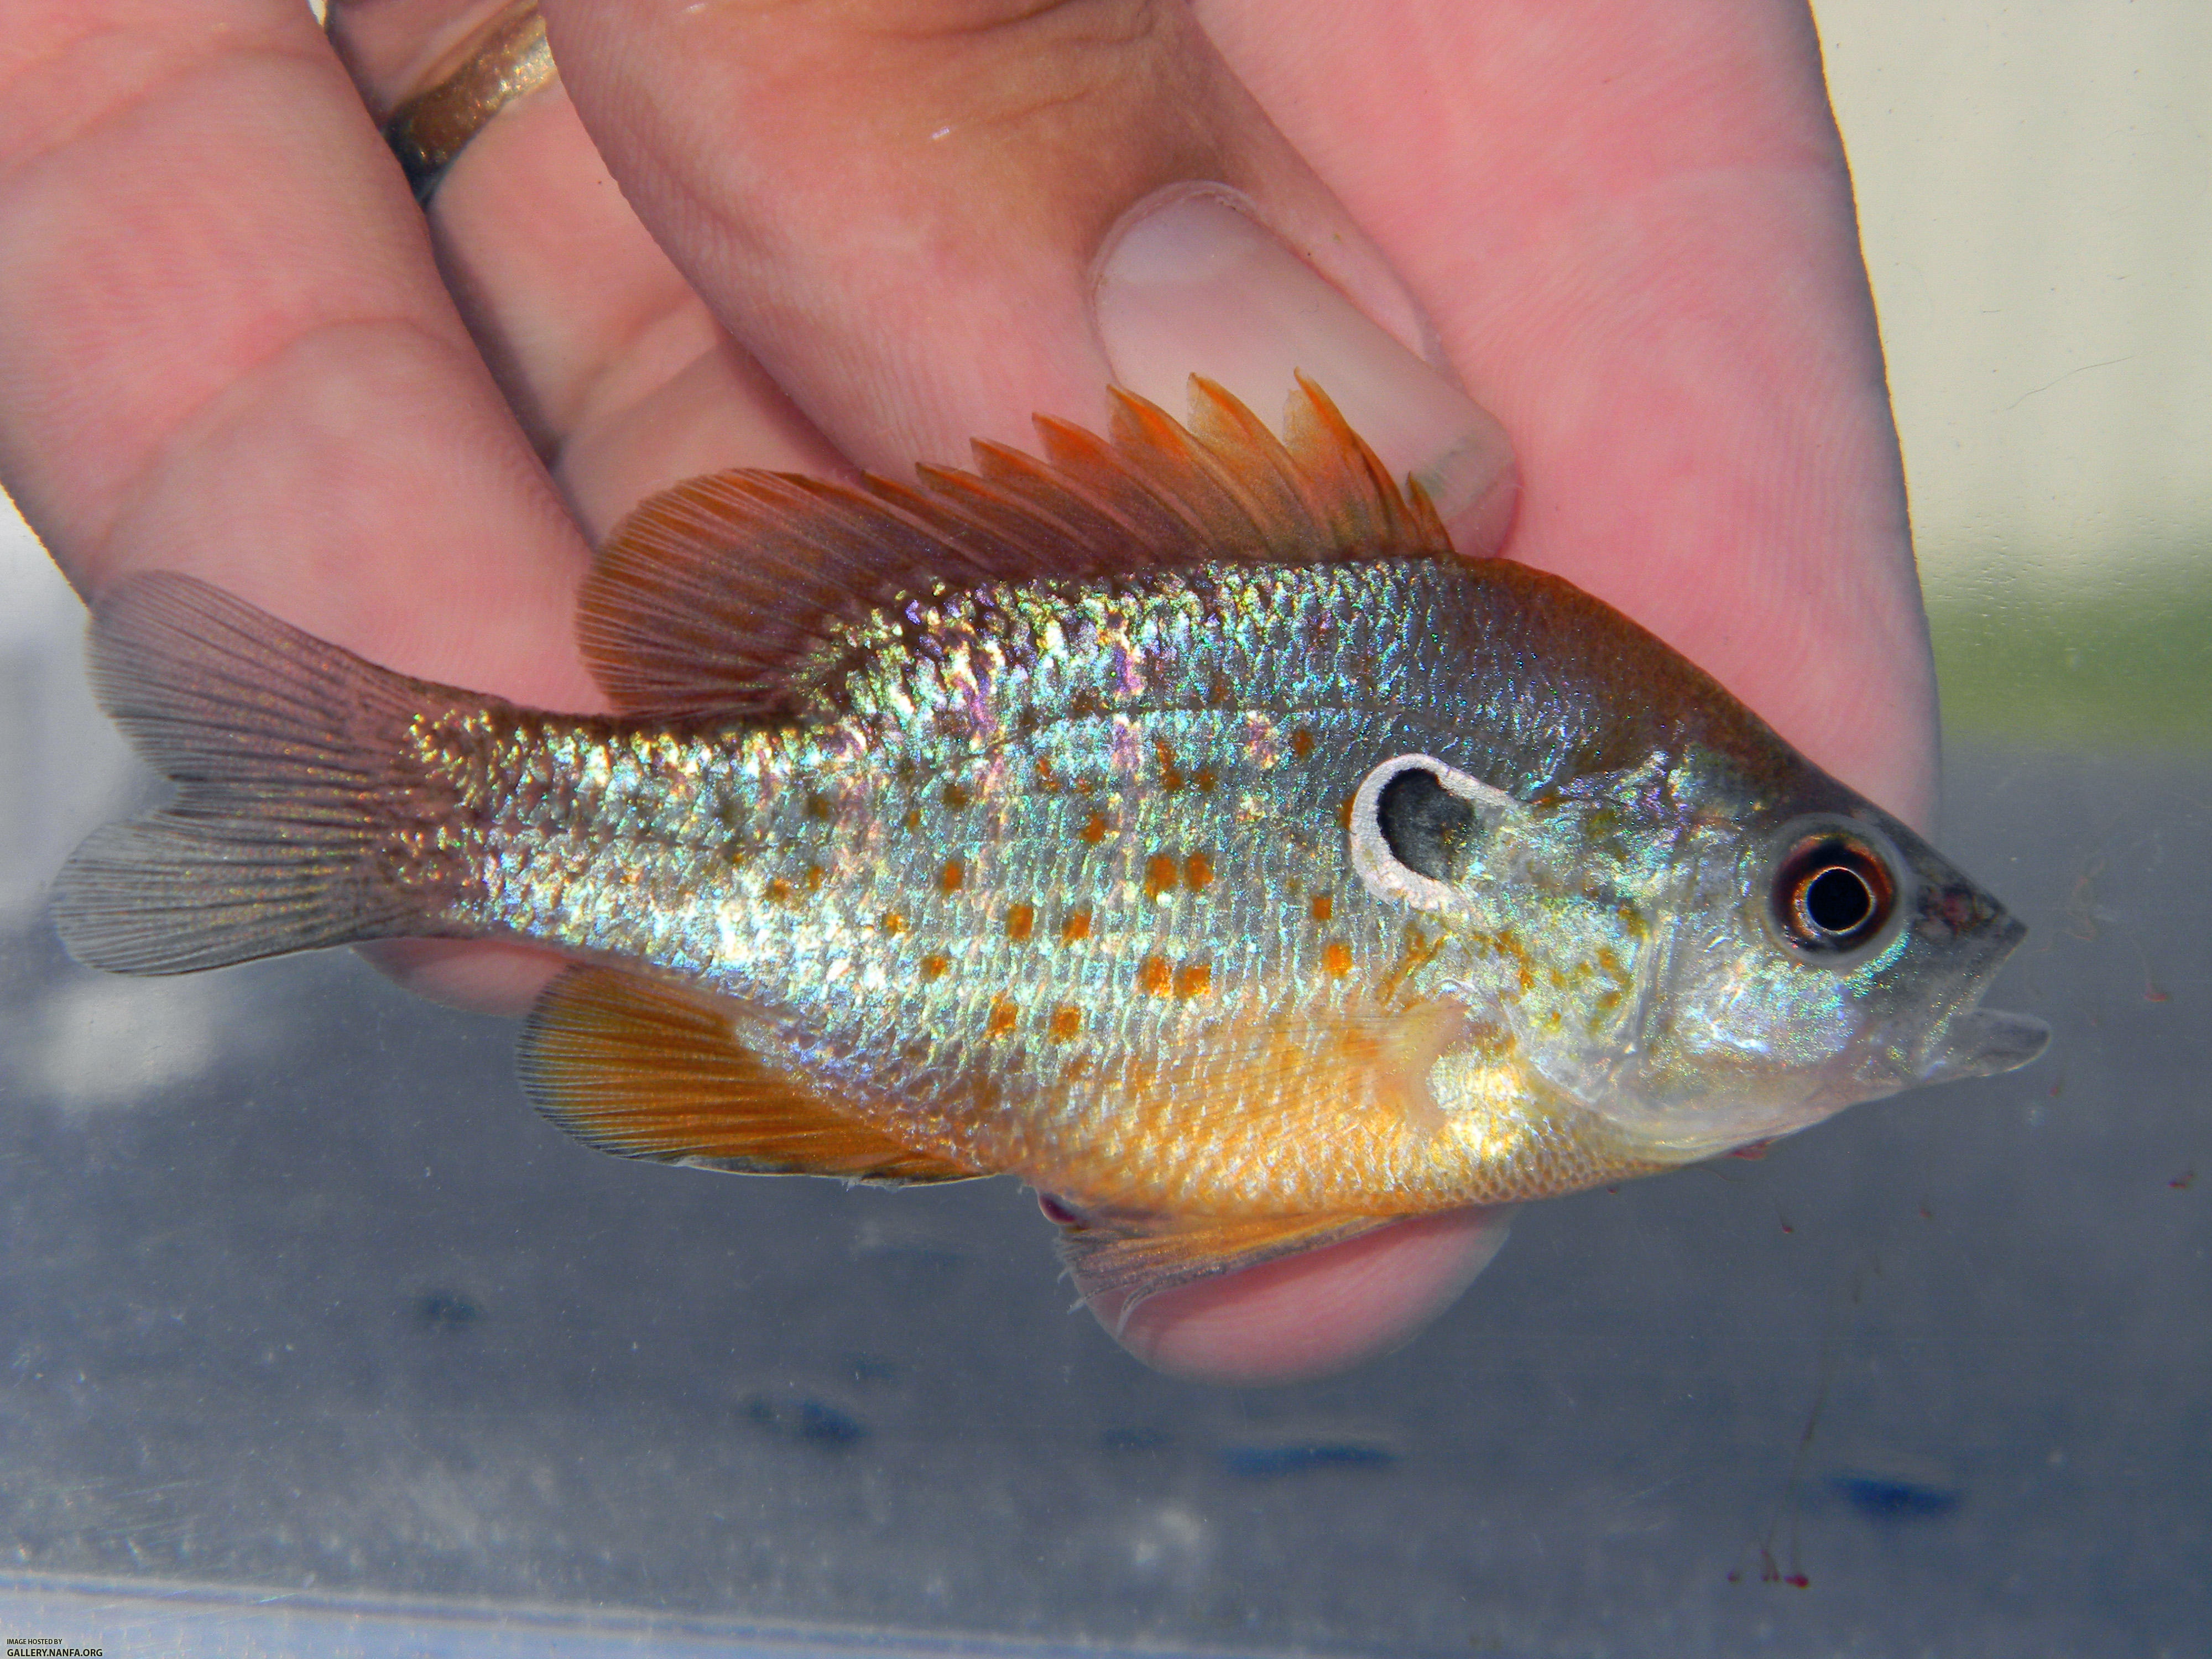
53;575;476;975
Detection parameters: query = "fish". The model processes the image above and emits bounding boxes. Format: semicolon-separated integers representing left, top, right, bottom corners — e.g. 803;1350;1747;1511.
50;377;2049;1306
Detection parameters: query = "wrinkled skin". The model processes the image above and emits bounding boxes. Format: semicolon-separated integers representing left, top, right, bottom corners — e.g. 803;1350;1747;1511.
0;0;1934;1383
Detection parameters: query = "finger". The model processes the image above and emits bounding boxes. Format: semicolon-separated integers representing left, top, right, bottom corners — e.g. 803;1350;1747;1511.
1194;0;1938;827
531;0;1517;549
326;1;849;538
0;0;601;1013
0;0;596;709
1095;189;1519;555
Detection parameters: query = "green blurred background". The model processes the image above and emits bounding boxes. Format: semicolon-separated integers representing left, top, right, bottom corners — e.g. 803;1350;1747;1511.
1819;2;2211;749
1928;570;2212;749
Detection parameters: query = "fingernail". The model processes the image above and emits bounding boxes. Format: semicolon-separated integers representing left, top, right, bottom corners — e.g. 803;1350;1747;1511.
1094;187;1517;552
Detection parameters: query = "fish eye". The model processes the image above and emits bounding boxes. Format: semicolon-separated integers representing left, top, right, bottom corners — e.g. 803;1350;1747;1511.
1768;827;1899;956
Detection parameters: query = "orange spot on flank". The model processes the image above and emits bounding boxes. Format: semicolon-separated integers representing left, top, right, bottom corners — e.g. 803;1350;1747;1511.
1145;853;1179;898
943;782;972;812
1183;852;1213;890
1154;738;1185;791
1310;893;1334;923
1005;902;1035;943
804;864;825;893
1060;907;1093;944
920;953;951;982
1290;728;1317;760
880;911;908;936
1139;955;1173;996
1081;811;1109;845
988;996;1020;1037
1192;766;1218;792
1323;940;1354;978
764;877;796;904
1175;962;1212;999
940;858;966;894
1048;1005;1083;1041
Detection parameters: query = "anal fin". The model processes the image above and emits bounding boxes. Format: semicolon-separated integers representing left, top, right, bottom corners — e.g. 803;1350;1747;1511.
1053;1209;1395;1311
518;967;980;1186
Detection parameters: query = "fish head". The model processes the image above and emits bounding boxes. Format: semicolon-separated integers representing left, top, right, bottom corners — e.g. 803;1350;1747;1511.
1583;779;2048;1161
1350;749;2046;1166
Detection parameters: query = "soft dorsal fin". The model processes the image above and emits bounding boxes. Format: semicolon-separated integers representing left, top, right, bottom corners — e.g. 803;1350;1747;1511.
518;966;982;1186
578;375;1453;717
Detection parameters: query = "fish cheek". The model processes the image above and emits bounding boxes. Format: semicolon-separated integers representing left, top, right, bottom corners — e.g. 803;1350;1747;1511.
1609;920;1869;1152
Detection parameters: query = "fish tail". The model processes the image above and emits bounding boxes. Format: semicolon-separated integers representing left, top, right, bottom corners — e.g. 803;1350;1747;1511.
53;573;476;975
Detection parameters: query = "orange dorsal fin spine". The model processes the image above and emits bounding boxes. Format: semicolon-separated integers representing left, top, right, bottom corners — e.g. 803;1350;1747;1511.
519;966;982;1186
579;376;1455;718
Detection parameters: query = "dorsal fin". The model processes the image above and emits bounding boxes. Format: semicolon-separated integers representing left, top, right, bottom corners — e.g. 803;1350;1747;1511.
518;966;982;1186
578;375;1453;717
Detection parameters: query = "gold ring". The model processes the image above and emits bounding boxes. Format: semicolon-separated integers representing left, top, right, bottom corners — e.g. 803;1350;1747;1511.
376;2;559;204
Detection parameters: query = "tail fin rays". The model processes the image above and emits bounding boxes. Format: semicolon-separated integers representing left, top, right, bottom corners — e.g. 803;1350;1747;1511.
52;575;474;975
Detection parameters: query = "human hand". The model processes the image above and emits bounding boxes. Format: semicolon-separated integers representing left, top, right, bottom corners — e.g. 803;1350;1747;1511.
0;0;1932;1385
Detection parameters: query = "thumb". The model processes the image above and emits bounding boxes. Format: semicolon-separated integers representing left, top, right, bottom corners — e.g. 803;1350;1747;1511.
534;0;1515;549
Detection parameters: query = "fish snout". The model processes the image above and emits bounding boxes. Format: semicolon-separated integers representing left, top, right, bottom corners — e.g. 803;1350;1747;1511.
1904;893;2046;1085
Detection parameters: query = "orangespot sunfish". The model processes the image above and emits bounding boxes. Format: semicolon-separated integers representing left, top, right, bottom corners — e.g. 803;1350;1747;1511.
53;379;2048;1303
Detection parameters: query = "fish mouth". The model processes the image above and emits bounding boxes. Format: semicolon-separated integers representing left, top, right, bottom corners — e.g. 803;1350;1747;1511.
1915;1006;2051;1085
1909;909;2048;1084
1901;901;2048;1086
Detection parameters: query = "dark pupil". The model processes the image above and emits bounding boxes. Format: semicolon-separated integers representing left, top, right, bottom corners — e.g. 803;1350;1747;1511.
1376;768;1475;881
1802;865;1875;936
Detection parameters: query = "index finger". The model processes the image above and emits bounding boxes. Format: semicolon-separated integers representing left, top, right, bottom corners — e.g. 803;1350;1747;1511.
0;0;597;709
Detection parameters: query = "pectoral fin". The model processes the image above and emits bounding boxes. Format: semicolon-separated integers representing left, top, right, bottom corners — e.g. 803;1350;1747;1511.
1052;1208;1397;1313
519;967;980;1185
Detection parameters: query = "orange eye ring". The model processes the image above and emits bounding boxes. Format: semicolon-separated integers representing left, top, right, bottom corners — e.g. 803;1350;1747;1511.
1771;829;1898;954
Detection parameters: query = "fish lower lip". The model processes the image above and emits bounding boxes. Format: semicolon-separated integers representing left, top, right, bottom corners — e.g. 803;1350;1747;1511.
1917;1008;2051;1084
